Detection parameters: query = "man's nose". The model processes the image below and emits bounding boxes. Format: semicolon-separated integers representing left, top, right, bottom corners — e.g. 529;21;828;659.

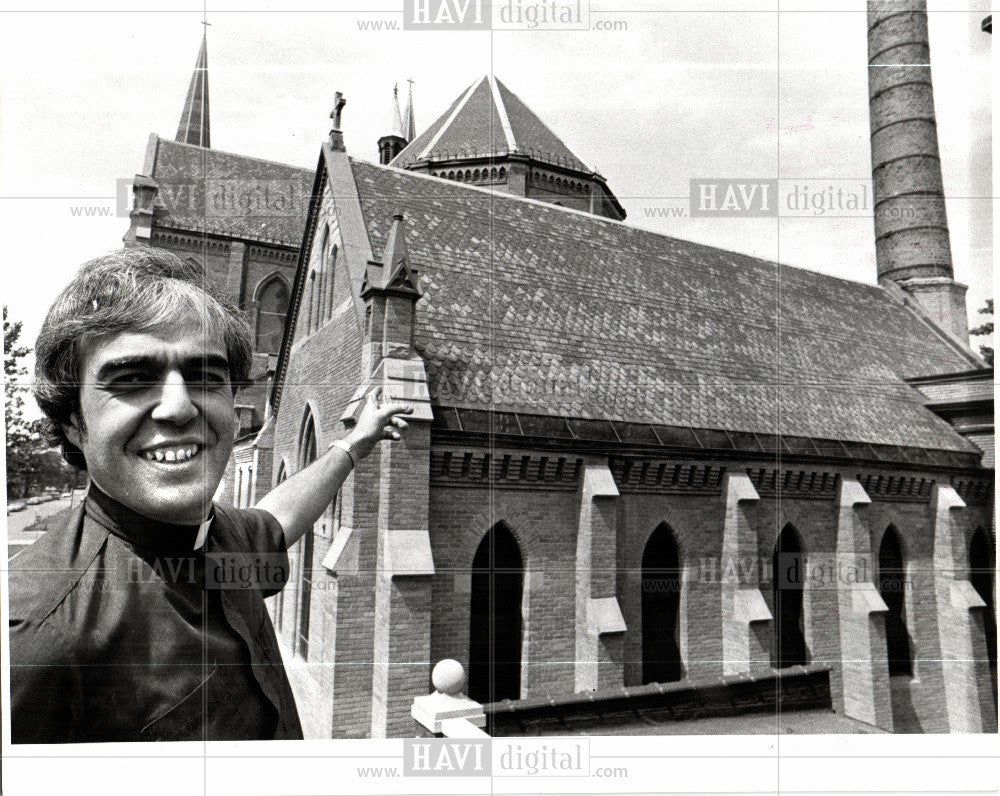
150;371;199;425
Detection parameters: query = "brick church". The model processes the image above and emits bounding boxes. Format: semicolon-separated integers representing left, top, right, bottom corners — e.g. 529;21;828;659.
124;2;995;737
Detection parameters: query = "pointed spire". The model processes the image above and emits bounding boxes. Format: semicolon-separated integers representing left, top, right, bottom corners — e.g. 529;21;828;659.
176;31;211;147
403;78;416;142
383;213;416;289
362;214;420;297
388;83;406;139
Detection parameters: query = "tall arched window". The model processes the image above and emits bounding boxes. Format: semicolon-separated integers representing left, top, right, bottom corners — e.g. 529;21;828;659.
969;527;997;700
878;526;912;676
468;523;523;703
772;525;808;668
235;469;244;509
641;523;683;684
295;411;318;659
273;461;289;632
324;244;338;322
255;275;289;354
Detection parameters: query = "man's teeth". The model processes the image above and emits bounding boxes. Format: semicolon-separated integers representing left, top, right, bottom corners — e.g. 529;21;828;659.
142;445;200;462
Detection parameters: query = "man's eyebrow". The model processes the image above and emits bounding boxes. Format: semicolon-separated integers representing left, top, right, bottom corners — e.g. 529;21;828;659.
95;355;166;381
180;354;231;373
95;353;231;381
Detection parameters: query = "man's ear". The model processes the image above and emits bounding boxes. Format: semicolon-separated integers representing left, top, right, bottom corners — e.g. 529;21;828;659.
62;414;83;449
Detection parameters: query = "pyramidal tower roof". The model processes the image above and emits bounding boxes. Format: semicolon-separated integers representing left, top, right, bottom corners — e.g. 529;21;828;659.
390;75;589;170
387;74;624;220
175;33;211;148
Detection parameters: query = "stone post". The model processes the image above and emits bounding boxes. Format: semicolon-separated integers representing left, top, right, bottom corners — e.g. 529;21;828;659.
835;477;892;730
931;484;997;731
721;472;771;675
574;459;626;692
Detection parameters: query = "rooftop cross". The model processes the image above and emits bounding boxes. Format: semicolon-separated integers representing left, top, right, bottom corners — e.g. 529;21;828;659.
331;92;346;130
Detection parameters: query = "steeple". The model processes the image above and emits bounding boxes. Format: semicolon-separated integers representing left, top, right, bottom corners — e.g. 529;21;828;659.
378;84;409;165
403;78;416;142
175;32;211;148
389;83;406;138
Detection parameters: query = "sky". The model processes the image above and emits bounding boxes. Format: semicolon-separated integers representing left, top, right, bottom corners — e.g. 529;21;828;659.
0;0;993;413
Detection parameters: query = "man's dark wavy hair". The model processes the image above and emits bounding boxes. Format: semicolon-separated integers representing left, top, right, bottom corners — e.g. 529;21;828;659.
34;247;254;469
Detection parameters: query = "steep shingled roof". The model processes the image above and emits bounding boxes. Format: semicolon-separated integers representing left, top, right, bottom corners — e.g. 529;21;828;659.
148;137;313;246
349;159;980;453
390;75;590;170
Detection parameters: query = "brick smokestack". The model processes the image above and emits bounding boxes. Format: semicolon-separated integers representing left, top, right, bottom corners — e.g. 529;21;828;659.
867;0;970;344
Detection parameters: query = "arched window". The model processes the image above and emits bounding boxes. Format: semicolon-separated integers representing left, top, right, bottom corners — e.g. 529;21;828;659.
272;460;289;632
969;527;997;700
878;526;912;676
772;525;808;668
255;275;289;354
324;244;338;322
469;523;523;703
295;411;318;659
641;523;683;684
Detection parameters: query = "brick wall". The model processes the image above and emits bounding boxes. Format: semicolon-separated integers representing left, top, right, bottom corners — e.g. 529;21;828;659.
420;458;993;734
428;480;579;698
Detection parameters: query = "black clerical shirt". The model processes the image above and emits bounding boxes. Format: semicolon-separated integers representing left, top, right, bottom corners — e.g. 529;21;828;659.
8;486;303;743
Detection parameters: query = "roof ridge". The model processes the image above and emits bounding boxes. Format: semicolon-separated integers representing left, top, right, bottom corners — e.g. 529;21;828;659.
493;77;589;171
416;76;485;160
488;74;517;152
357;153;629;225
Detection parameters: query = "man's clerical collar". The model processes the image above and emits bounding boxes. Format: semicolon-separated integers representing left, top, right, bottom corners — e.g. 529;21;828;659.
85;483;213;553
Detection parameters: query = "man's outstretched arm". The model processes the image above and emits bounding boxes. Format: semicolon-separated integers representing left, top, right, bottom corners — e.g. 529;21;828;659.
255;394;412;548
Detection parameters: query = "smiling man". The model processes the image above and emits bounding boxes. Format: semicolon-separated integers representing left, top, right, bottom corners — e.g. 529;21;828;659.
8;248;411;743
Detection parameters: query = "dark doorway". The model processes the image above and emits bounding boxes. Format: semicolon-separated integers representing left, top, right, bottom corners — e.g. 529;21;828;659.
468;524;523;703
969;527;997;701
641;524;683;684
878;527;912;677
772;525;808;668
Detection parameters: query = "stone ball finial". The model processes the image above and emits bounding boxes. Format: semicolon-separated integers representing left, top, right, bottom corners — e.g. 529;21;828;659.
432;659;466;695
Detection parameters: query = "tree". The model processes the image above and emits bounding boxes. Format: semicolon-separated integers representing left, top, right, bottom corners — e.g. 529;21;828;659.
970;298;993;366
5;306;47;498
5;308;84;500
